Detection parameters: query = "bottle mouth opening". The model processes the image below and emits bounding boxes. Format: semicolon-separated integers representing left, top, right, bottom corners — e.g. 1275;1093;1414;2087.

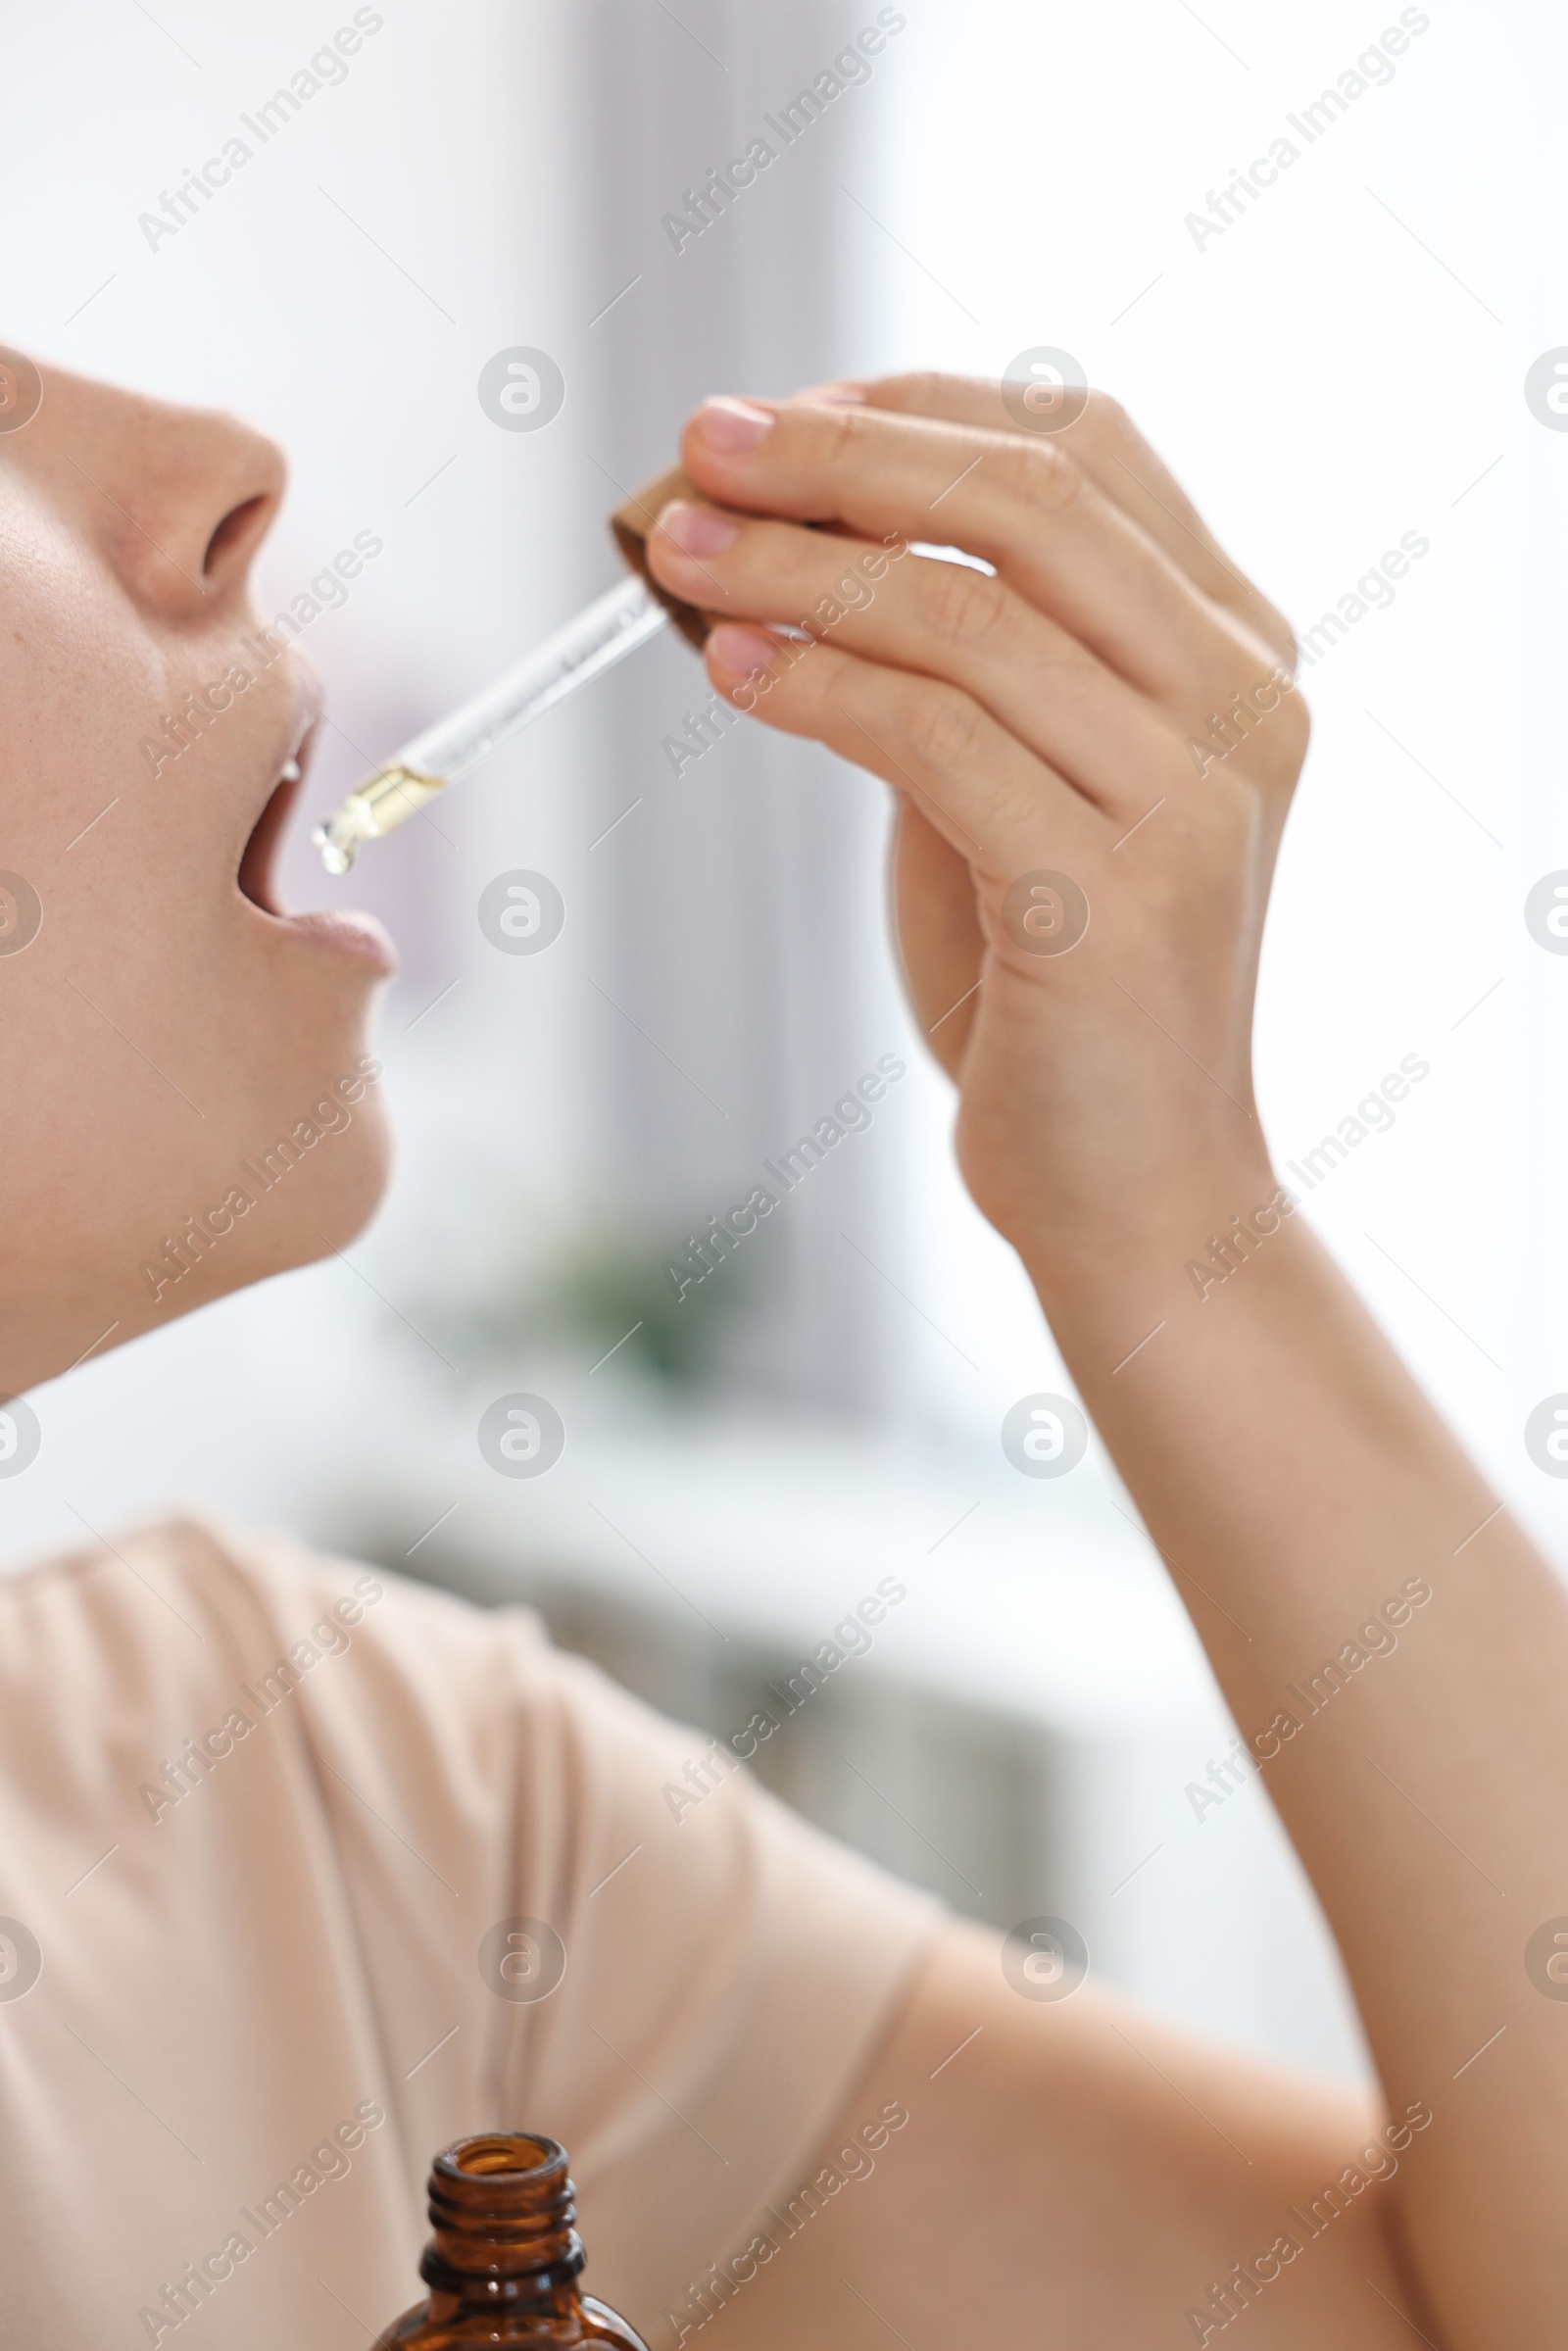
446;2134;561;2180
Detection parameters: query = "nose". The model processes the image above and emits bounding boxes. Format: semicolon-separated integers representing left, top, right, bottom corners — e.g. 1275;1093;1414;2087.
10;357;287;624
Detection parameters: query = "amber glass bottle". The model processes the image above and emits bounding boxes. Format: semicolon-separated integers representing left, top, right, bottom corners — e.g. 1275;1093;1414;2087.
375;2132;649;2347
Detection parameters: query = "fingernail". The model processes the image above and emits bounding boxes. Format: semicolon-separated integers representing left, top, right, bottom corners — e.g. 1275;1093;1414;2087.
656;499;741;558
793;381;867;406
696;396;776;452
708;623;779;678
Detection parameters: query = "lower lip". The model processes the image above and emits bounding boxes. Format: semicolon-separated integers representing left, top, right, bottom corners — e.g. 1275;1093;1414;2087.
276;906;399;975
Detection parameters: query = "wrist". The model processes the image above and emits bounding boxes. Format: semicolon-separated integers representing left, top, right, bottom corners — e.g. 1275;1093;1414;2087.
1008;1158;1290;1319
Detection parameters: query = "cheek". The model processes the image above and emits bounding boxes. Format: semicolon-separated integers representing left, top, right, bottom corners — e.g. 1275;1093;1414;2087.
5;558;166;867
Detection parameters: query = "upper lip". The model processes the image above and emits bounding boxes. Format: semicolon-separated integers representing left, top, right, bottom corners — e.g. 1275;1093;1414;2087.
237;686;323;917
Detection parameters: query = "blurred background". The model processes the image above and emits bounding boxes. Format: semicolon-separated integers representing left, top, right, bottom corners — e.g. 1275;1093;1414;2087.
4;0;1567;2088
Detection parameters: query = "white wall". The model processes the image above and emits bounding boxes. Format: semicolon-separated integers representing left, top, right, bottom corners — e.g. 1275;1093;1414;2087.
862;0;1568;1580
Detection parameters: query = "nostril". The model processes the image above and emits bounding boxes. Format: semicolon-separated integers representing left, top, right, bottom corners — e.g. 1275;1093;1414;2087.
202;493;271;577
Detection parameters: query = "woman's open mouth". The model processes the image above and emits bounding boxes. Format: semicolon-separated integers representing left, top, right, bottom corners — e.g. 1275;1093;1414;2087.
237;742;307;917
237;721;398;976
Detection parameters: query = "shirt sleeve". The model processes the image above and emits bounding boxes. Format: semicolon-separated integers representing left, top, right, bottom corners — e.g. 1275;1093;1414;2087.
208;1518;945;2328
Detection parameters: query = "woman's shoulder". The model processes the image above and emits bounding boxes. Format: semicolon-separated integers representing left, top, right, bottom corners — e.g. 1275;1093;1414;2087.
0;1509;552;1733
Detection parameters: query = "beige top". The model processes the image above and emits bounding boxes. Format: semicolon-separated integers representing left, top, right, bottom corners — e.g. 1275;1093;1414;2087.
0;1517;940;2345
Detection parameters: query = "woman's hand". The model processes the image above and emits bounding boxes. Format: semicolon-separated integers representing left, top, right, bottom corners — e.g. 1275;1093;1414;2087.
645;374;1305;1283
654;377;1568;2351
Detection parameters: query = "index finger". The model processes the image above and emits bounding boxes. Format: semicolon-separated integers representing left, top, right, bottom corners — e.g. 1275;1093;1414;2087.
802;371;1296;665
677;397;1283;719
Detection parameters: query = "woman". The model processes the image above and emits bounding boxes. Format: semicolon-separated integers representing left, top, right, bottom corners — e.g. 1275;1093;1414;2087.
0;357;1556;2347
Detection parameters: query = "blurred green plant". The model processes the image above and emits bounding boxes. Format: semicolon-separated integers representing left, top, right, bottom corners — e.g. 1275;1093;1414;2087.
531;1213;755;1382
401;1198;760;1386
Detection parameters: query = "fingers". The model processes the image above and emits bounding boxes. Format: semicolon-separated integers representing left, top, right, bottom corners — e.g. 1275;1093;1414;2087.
648;498;1193;821
678;398;1287;725
700;617;1104;881
799;372;1298;666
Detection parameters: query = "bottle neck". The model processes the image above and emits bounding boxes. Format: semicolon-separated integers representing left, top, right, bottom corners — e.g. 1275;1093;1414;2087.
418;2134;586;2317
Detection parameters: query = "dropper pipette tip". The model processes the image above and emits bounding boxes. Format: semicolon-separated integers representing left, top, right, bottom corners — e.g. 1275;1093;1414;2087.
312;813;362;876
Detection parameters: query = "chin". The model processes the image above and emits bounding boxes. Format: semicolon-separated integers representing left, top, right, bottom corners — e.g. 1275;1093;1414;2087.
312;1086;395;1254
116;1045;398;1338
18;1097;398;1390
256;1074;397;1280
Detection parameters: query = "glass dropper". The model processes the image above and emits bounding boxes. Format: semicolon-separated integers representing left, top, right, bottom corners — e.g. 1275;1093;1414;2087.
312;573;670;875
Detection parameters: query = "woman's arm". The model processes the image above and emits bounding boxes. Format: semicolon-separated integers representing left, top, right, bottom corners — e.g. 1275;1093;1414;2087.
699;1917;1421;2349
648;376;1568;2348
